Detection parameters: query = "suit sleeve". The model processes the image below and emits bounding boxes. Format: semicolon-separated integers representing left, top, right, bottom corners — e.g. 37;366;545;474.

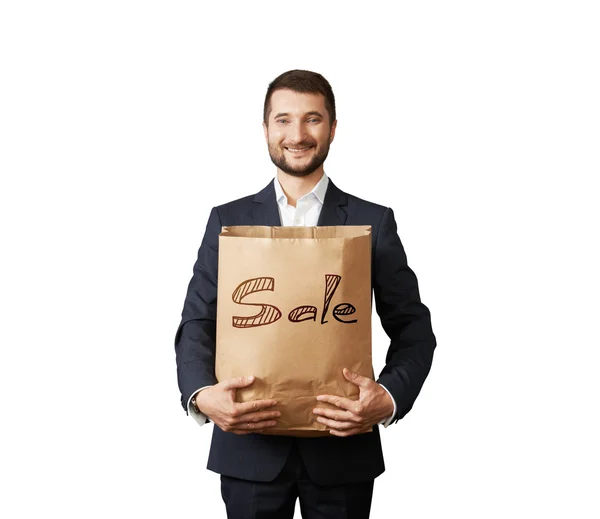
374;208;436;424
174;207;221;413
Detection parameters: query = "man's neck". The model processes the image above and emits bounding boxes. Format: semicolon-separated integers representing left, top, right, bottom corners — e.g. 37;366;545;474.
277;169;324;207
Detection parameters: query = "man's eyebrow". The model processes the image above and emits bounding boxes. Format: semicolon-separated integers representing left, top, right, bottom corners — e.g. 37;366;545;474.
273;111;325;119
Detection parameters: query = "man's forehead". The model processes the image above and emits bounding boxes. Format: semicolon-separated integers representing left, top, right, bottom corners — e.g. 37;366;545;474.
269;89;326;114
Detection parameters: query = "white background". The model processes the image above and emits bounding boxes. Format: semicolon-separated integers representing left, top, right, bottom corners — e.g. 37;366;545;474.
1;1;599;518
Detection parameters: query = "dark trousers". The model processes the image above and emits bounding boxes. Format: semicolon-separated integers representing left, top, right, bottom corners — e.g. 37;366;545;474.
220;442;374;519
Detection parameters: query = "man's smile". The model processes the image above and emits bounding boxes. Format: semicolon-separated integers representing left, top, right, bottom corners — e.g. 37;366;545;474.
285;146;314;155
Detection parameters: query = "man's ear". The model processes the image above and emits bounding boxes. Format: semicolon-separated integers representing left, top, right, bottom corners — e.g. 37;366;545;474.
262;122;268;143
329;119;337;143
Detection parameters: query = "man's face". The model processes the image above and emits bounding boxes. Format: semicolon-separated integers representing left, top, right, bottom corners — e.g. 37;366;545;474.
263;89;336;177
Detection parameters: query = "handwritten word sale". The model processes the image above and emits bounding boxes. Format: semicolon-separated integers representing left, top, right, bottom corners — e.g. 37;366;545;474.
231;274;358;329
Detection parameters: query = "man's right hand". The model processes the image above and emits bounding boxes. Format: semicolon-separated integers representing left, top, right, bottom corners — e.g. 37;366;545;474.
194;376;280;435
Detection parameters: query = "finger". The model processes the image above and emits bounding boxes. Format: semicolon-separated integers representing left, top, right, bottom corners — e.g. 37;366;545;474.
342;368;372;388
234;399;278;415
312;407;358;423
231;409;281;424
329;425;372;437
231;419;278;434
315;394;357;412
221;376;256;390
315;416;356;431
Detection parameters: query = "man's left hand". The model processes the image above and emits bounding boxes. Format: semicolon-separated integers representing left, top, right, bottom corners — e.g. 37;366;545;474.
313;368;394;437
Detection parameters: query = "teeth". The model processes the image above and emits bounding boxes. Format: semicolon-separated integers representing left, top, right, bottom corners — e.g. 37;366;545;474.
287;147;310;152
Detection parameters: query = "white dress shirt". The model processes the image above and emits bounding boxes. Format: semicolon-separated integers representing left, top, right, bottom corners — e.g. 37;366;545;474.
188;173;397;428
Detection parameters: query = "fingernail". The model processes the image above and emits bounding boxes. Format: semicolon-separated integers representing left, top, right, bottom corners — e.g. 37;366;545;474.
248;376;254;382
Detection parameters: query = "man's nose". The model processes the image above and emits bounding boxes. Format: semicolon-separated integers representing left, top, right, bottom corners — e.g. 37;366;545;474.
289;121;307;143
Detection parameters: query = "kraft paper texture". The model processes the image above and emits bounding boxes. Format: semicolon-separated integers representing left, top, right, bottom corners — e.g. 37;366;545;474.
216;225;373;437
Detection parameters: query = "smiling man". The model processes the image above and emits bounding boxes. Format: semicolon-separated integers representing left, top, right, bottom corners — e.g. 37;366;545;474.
265;88;335;177
175;69;436;519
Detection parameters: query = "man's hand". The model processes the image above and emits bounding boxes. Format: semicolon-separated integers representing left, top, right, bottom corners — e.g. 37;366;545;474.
194;376;280;435
313;368;394;437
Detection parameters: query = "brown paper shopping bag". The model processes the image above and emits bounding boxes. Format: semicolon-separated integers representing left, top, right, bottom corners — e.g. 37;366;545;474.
216;226;373;437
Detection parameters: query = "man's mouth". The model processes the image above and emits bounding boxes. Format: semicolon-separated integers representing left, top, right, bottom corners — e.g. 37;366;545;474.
285;146;313;154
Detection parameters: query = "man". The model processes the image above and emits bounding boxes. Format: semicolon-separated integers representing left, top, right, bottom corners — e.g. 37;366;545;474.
175;69;436;518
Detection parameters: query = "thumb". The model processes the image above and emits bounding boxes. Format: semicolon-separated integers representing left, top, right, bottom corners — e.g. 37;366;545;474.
222;375;255;390
343;368;370;388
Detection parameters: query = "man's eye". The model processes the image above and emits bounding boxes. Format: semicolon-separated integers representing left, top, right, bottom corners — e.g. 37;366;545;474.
308;118;320;123
276;119;288;124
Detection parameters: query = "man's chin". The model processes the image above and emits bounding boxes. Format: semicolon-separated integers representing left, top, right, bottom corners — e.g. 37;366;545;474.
281;167;317;178
270;157;319;177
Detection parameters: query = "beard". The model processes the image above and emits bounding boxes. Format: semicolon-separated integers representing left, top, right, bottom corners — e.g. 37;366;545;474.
267;139;331;177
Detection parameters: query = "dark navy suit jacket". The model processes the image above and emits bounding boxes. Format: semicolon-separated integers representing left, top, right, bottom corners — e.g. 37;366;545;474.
175;178;436;485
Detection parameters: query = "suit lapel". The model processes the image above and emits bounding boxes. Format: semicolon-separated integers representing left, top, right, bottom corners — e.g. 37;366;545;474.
317;179;348;226
252;177;348;227
252;180;282;226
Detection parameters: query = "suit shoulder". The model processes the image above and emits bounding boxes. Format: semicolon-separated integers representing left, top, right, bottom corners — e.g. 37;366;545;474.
345;192;389;218
215;193;255;212
213;191;260;225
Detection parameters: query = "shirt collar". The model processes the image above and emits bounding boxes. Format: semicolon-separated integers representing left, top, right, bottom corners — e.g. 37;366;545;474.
274;173;329;206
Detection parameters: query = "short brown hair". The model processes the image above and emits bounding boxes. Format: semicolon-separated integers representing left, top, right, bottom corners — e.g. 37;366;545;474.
263;70;336;127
